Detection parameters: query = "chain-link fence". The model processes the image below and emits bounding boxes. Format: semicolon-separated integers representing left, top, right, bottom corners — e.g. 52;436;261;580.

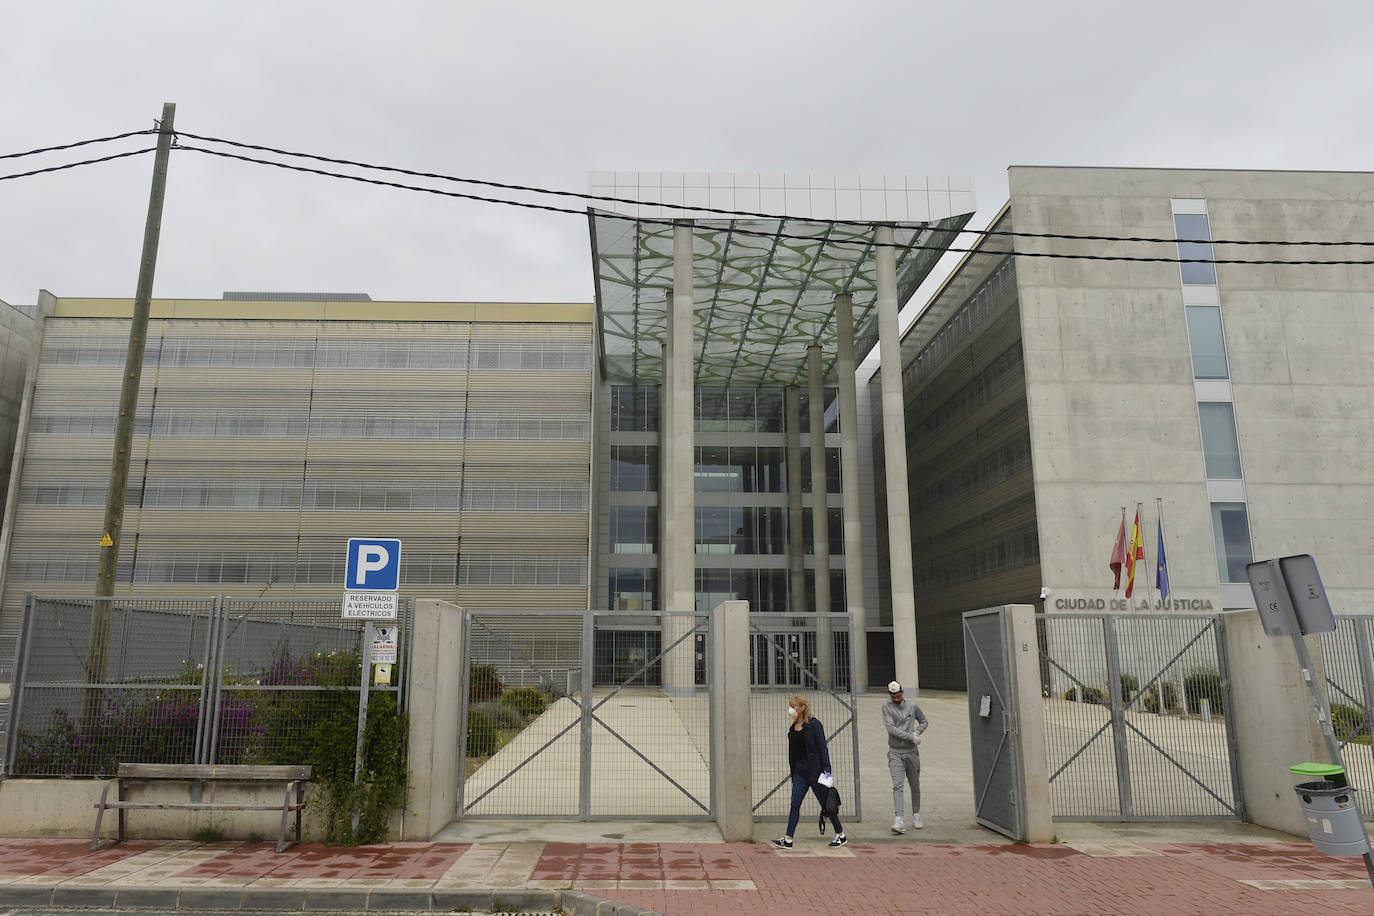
3;594;411;778
1321;615;1374;799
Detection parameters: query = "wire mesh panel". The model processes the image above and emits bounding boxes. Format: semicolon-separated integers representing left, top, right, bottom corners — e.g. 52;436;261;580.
460;611;584;818
213;598;397;766
749;613;859;821
1321;616;1374;797
5;595;217;776
588;612;711;818
1040;613;1240;820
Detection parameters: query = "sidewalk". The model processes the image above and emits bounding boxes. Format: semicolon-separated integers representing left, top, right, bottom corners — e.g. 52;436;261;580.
0;833;1370;914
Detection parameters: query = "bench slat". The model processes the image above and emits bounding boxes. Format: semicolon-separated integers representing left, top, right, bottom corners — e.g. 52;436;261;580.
96;802;305;812
116;763;312;780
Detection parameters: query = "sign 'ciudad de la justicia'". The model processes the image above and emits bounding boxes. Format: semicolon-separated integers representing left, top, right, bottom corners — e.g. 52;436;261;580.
1052;596;1216;611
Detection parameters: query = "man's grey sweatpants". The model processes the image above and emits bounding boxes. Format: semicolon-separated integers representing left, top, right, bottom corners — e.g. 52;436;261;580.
888;747;921;816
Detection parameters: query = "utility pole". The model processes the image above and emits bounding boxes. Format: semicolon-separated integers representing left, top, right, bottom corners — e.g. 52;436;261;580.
85;103;176;713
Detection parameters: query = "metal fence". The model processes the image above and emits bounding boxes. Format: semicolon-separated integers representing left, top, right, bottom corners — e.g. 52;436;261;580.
3;594;412;778
459;610;712;820
1038;613;1242;820
1321;615;1374;798
750;613;861;822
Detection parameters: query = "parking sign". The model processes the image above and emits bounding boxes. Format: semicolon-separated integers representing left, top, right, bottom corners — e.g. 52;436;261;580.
345;538;402;591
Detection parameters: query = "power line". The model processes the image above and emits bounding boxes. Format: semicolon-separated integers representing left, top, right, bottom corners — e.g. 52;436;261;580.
0;148;156;183
175;144;1374;267
0;129;156;161
173;130;1374;250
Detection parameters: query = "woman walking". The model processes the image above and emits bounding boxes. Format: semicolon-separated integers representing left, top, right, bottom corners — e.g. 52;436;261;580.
773;693;846;848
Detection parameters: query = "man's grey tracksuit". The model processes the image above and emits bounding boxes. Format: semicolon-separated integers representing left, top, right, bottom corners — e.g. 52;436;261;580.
883;698;928;818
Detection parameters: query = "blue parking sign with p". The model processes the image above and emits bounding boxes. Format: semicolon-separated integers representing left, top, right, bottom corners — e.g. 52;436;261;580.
346;538;402;591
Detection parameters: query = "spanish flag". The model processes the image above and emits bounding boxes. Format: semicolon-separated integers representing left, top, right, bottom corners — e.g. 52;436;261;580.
1124;507;1145;598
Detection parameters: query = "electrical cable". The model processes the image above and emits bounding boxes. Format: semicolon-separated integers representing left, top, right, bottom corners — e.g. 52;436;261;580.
175;144;1374;267
0;129;157;161
0;147;157;183
173;129;1374;250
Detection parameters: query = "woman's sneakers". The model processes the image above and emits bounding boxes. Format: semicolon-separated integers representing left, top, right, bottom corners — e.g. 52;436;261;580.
771;836;793;849
828;833;848;848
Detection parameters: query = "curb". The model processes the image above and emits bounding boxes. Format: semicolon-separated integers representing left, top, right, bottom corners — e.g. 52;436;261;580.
0;884;666;915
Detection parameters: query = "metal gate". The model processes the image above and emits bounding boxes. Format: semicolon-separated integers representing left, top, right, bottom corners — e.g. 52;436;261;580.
458;610;712;820
962;606;1024;839
1320;615;1374;798
749;613;861;822
1038;613;1243;820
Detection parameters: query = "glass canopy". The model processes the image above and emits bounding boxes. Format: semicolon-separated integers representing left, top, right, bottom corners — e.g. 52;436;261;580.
588;172;975;387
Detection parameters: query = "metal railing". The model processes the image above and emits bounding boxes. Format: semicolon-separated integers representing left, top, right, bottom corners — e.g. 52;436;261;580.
1321;615;1374;798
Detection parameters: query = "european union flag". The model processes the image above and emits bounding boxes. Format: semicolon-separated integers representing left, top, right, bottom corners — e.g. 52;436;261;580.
1155;516;1170;600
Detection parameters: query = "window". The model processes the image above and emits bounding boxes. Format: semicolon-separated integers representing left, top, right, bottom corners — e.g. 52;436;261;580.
610;506;657;554
1185;306;1228;379
1210;502;1253;583
1198;402;1242;478
1174;213;1217;286
610;445;658;491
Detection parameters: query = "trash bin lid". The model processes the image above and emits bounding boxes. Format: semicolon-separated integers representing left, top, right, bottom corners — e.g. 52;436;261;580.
1290;762;1346;778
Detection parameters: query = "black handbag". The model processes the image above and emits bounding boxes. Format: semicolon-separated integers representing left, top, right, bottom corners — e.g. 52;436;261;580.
818;784;842;834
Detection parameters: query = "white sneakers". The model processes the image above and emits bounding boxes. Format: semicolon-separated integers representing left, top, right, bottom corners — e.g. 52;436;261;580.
892;813;923;833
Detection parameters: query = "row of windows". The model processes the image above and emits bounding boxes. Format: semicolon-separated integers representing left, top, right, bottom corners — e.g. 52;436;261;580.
909;341;1023;444
42;336;593;371
608;444;841;493
608;505;845;557
22;478;590;512
606;567;844;614
32;408;591;441
903;257;1015;390
609;385;838;434
919;524;1040;590
914;432;1032;514
11;549;589;587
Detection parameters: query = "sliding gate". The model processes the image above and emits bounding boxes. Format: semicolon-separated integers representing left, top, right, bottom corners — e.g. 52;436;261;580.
458;610;712;820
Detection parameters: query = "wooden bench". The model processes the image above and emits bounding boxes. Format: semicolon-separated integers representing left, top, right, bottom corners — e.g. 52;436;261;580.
92;763;312;852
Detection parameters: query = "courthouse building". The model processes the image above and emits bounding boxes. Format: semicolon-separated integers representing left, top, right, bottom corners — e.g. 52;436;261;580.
2;167;1372;694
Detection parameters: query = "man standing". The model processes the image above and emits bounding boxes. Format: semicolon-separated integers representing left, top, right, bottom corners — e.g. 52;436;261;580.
882;680;928;833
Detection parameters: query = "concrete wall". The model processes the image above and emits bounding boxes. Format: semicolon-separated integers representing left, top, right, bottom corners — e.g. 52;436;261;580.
1222;608;1329;835
1006;605;1054;842
1009;167;1374;612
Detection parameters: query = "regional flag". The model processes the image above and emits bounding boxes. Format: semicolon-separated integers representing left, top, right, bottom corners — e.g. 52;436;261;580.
1124;508;1145;598
1108;511;1126;590
1155;515;1170;600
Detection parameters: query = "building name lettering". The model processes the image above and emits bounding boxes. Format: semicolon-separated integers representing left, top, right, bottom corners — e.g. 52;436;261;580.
1052;597;1214;611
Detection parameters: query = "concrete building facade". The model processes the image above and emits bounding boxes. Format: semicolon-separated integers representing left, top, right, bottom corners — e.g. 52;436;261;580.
886;167;1374;687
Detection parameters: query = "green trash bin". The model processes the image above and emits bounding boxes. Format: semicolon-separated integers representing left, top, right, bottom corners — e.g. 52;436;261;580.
1291;764;1371;857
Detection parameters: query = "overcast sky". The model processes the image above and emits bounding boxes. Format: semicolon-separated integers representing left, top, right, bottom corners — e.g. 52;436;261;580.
4;1;1372;329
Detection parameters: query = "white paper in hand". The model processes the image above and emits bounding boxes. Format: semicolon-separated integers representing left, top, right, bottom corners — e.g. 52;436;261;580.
817;772;835;787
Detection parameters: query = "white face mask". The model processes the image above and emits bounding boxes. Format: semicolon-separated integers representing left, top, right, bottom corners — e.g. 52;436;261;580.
787;706;798;718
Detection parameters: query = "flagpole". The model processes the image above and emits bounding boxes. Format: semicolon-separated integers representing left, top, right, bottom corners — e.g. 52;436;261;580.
1136;501;1145;605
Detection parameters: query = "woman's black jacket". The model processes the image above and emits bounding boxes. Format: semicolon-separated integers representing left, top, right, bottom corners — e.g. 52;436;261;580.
787;717;834;783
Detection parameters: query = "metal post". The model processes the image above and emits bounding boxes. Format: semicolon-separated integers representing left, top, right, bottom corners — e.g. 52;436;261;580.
455;610;472;818
579;611;595;819
87;103;177;718
1102;616;1133;817
351;620;374;836
2;594;37;775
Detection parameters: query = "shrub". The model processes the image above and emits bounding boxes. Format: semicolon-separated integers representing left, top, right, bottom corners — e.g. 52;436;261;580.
1184;669;1225;716
470;665;504;703
306;691;409;846
1120;674;1140;705
473;700;525;730
1331;703;1368;743
1142;680;1182;715
1062;686;1107;705
467;709;498;757
501;687;549;718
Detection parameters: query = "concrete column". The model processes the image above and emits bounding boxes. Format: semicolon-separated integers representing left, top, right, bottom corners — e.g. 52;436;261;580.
875;224;920;692
1006;604;1053;842
1222;609;1330;836
0;291;56;604
661;222;696;694
784;385;805;617
710;599;752;840
406;599;464;839
807;346;833;688
834;293;868;692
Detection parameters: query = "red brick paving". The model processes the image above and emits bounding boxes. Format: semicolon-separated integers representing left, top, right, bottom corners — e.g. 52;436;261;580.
0;839;157;876
175;841;468;879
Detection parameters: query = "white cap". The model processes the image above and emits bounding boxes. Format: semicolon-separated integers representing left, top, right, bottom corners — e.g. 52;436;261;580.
887;680;902;694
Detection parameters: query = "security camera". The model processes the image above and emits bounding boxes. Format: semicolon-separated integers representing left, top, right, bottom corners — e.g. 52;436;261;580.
1039;586;1051;599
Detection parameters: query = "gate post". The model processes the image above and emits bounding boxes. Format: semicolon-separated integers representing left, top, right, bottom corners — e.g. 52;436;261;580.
711;600;752;841
1006;605;1054;842
406;599;464;840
